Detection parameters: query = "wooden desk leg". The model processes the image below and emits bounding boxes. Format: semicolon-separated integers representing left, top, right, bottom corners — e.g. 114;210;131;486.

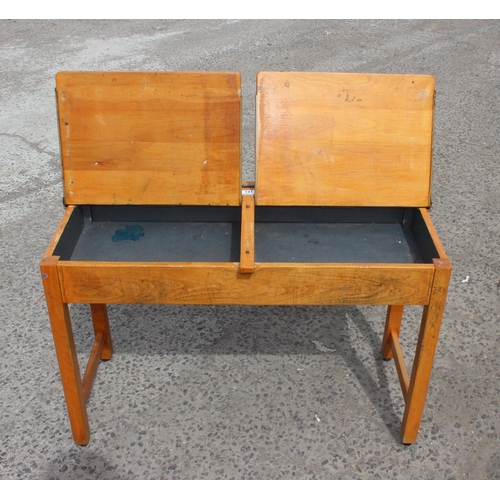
90;304;113;360
401;259;451;444
382;305;404;360
40;256;90;445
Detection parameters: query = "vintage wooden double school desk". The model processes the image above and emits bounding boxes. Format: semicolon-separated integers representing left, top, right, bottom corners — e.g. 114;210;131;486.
41;71;451;445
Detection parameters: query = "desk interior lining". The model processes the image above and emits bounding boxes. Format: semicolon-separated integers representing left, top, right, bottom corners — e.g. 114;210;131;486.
53;206;438;264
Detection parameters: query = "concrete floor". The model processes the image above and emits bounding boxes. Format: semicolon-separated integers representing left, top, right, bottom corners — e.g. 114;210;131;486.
0;19;499;480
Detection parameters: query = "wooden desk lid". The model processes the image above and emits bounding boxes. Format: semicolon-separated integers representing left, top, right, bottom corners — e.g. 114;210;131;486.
256;72;434;207
56;72;241;206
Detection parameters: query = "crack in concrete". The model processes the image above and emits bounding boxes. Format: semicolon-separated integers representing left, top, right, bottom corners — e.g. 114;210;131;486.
0;132;58;158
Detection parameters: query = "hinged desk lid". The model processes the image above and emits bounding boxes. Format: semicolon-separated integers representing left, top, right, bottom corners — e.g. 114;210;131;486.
256;72;434;207
56;71;241;206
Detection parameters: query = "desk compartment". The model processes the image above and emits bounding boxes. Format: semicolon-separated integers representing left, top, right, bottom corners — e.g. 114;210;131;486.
254;207;439;264
53;205;241;263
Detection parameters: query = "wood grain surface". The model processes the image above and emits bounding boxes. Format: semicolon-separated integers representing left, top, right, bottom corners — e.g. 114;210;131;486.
58;261;434;306
256;72;434;207
57;72;241;206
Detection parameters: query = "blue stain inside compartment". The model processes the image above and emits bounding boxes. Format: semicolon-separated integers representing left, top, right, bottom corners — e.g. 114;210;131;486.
111;225;145;242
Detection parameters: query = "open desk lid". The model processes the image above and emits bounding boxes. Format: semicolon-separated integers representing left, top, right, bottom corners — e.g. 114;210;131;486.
256;72;434;208
56;71;242;206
